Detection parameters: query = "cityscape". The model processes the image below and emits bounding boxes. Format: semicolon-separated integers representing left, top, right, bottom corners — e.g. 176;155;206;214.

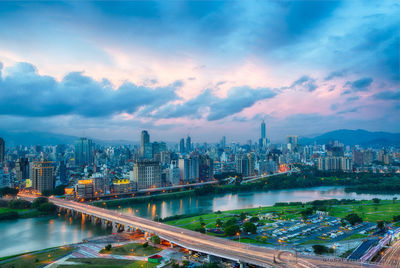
0;1;399;268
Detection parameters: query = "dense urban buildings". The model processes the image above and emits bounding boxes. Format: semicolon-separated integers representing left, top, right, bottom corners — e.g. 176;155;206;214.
74;138;94;166
0;137;4;163
31;161;55;193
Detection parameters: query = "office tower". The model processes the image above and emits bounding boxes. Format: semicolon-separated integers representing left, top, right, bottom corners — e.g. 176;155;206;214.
261;120;266;139
167;160;180;185
140;130;153;159
133;160;161;190
286;135;299;152
189;156;199;181
56;161;67;184
178;158;190;182
15;158;29;181
235;154;249;177
199;155;214;181
247;153;255;176
0;137;4;163
179;138;185;154
186;136;192;152
259;120;267;149
74;138;94;166
31;161;55;193
220;136;226;148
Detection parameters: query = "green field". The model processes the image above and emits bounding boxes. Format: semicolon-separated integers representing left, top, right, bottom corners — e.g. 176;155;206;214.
0;246;74;268
327;200;400;222
58;258;158;268
99;243;161;256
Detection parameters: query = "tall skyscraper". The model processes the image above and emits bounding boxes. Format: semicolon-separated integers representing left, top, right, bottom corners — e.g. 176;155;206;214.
286;135;299;152
186;136;192;152
31;161;55;193
179;138;185;154
0;137;4;163
74;138;94;166
261;120;266;139
220;136;226;148
15;158;29;181
259;120;267;149
140;130;153;159
133;160;161;190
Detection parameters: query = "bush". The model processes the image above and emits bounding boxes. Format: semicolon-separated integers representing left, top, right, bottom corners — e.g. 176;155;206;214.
0;187;18;197
8;199;31;209
0;200;9;207
104;244;112;251
249;216;259;223
242;222;257;234
150;235;160;244
38;202;56;213
224;217;238;227
143;242;148;248
372;198;380;204
224;224;240;236
195;226;206;233
0;211;19;220
344;213;363;226
32;197;48;208
313;245;334;255
393;215;400;222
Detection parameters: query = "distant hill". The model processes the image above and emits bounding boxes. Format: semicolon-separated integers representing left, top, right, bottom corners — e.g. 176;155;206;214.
300;129;400;146
0;130;135;147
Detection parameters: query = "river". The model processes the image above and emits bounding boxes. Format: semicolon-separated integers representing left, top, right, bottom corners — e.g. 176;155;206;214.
1;186;399;257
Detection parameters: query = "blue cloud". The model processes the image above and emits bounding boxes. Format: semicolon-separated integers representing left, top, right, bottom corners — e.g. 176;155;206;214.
372;89;400;100
0;62;180;117
345;77;373;92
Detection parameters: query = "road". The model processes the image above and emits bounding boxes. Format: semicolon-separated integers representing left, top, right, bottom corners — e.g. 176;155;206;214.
381;239;400;267
19;194;381;268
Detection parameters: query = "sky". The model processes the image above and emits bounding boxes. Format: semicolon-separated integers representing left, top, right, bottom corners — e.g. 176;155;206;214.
0;0;399;143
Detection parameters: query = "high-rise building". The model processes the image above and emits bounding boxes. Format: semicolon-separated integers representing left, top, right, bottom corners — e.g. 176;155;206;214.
0;137;4;163
186;136;192;152
15;158;29;181
31;161;55;193
261;120;266;139
199;155;214;181
74;138;94;166
220;136;226;148
235;154;249;177
167;161;180;185
133;160;161;190
179;138;185;154
178;158;189;182
140;130;153;159
286;135;299;152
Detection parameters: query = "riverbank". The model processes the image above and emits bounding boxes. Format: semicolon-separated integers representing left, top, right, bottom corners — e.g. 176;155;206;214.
92;172;400;208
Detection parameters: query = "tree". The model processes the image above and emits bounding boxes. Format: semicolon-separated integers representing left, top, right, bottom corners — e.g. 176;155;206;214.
344;213;363;226
224;224;240;236
38;202;56;213
150;235;160;244
32;197;48;208
8;199;31;209
372;198;380;204
105;244;112;251
301;207;314;220
0;187;18;197
195;226;206;233
393;215;400;222
143;242;148;248
250;216;259;223
313;245;334;255
242;222;257;234
224;217;238;227
239;212;247;221
377;220;385;230
216;219;223;228
393;197;397;204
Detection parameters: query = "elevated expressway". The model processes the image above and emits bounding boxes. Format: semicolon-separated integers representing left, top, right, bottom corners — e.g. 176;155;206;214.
19;194;381;268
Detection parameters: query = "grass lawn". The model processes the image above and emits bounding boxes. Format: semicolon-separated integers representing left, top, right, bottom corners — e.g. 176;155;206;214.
99;243;161;256
327;200;400;222
341;233;368;241
232;237;272;245
0;246;74;268
58;258;157;268
299;239;330;245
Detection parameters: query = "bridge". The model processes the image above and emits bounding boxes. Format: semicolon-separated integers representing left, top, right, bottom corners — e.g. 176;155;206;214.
19;193;381;268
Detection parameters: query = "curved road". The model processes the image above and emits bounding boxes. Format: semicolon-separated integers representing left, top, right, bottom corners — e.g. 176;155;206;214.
19;194;381;268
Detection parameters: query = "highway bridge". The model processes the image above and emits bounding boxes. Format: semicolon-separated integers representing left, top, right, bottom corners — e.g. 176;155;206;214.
18;194;381;268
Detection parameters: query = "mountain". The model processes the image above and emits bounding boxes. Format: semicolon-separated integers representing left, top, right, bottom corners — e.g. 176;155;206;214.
300;129;400;146
0;130;135;147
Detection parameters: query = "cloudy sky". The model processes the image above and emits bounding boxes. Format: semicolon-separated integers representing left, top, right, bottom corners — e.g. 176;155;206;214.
0;1;399;143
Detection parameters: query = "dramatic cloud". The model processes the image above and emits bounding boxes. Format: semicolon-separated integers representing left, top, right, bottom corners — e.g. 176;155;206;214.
152;86;277;121
0;62;180;117
372;89;400;100
345;77;373;92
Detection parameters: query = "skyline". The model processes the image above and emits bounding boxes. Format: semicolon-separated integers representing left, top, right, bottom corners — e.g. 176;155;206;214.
0;1;399;142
